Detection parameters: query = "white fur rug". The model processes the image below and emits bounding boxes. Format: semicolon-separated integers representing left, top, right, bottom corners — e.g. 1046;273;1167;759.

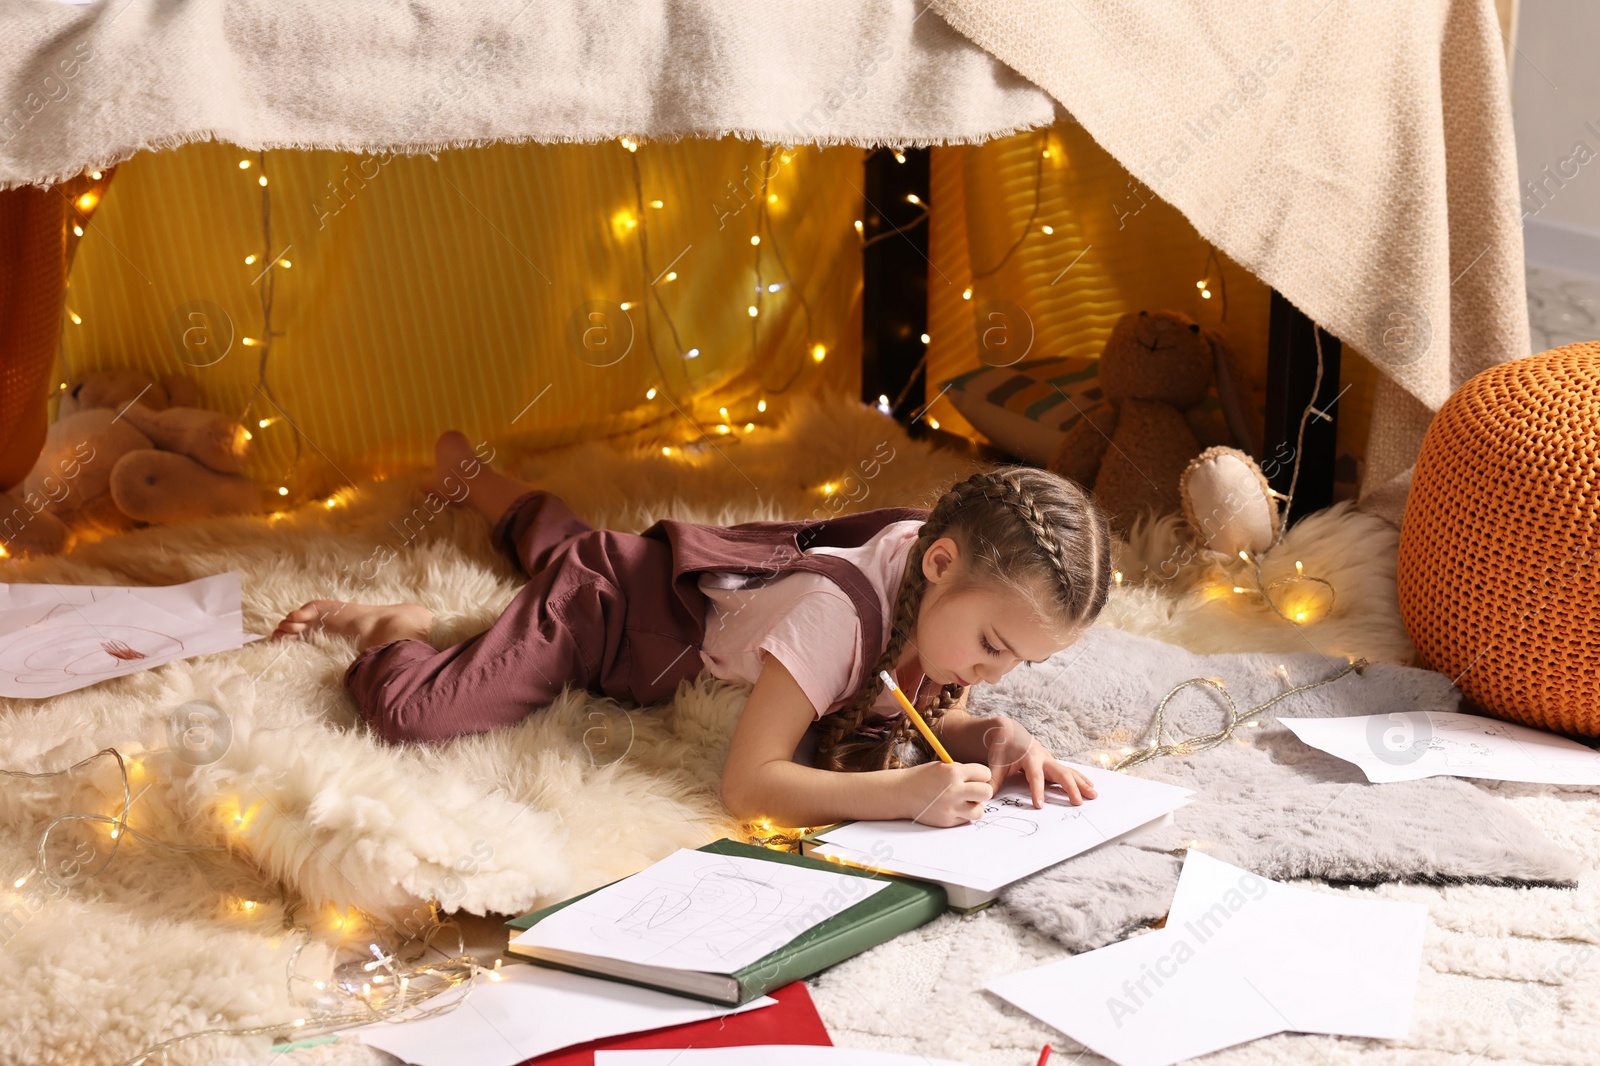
0;393;1590;1066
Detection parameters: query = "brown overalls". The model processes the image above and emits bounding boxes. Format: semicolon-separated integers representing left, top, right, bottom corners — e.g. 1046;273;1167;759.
345;490;929;744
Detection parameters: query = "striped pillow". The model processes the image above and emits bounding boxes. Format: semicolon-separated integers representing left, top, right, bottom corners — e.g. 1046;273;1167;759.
942;357;1106;464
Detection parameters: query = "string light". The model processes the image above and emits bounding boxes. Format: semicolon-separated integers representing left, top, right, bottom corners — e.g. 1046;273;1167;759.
919;333;930;344
90;170;102;180
927;418;939;430
244;254;257;265
75;192;96;211
239;160;251;169
1041;225;1054;235
72;224;83;237
649;199;663;209
876;394;892;415
619;301;632;310
892;149;906;164
67;311;81;325
811;344;826;363
757;399;767;412
905;193;921;205
1114;657;1368;772
258;175;267;187
646;387;657;400
684;346;699;358
962;287;972;300
619;136;638;152
749;235;760;246
747;305;758;317
663;271;677;282
1113;570;1123;586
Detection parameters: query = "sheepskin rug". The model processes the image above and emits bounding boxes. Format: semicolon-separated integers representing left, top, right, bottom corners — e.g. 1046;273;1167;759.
1;393;1590;1066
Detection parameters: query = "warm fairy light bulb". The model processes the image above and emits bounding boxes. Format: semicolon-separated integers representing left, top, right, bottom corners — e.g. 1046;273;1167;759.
258;176;268;187
646;387;657;400
1238;550;1250;562
927;417;940;430
662;446;672;456
1295;560;1305;576
258;418;270;428
1232;586;1248;594
91;170;102;180
620;137;638;152
1042;149;1051;159
719;407;729;420
13;877;25;888
1113;570;1123;586
767;283;781;292
649;199;663;208
744;422;754;432
780;152;792;165
717;424;730;434
919;333;931;344
811;344;826;363
822;482;836;496
684;346;698;358
767;193;778;204
1294;610;1307;623
664;271;678;282
68;311;82;325
1041;225;1054;234
876;394;891;415
239;160;251;169
278;259;291;269
853;219;863;235
757;399;767;412
619;301;632;310
893;149;906;163
76;192;96;211
72;224;83;237
905;193;921;205
244;254;256;265
241;900;257;911
747;305;758;317
277;486;289;496
962;287;972;300
750;235;761;246
1201;289;1212;299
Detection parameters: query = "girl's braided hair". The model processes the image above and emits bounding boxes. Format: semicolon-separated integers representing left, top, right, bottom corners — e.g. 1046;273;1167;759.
816;466;1112;773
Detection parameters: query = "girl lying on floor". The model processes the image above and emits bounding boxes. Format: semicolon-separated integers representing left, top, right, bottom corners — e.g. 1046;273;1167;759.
273;431;1111;828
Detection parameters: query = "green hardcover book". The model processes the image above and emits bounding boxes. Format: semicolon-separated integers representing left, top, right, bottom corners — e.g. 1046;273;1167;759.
503;838;946;1006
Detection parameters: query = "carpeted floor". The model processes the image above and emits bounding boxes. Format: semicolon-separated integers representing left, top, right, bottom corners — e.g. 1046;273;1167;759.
1;393;1595;1066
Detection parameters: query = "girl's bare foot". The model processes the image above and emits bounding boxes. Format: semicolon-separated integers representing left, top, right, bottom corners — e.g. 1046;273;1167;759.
425;430;532;522
271;600;434;650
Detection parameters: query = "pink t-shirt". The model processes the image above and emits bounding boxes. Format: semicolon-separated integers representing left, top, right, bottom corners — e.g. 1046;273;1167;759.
697;519;925;719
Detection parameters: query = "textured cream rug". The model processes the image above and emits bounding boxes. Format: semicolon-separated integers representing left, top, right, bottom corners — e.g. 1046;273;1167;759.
1;393;1586;1066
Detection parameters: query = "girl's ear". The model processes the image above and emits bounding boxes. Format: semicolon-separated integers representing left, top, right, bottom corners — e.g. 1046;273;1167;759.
922;536;960;582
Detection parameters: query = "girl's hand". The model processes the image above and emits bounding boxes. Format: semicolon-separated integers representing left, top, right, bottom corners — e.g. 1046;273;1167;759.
980;717;1098;808
900;761;993;827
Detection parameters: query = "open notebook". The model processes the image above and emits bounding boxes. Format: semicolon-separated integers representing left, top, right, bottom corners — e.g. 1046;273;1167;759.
803;763;1194;910
506;840;945;1004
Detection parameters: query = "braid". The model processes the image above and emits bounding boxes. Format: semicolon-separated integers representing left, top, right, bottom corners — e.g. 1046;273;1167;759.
814;464;1111;773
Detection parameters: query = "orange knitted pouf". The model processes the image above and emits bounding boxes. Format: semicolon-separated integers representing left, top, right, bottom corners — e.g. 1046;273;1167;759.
1398;341;1600;736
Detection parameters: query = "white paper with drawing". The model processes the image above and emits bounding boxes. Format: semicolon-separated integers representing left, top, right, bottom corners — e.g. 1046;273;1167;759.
1280;711;1600;785
0;573;261;698
510;849;889;974
809;764;1194;893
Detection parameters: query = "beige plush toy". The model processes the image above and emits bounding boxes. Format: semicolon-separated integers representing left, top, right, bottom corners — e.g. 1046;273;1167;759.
3;370;260;555
1048;309;1263;532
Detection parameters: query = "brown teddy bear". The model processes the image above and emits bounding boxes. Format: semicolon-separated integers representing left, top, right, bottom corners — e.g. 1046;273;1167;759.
1048;309;1263;532
0;369;260;557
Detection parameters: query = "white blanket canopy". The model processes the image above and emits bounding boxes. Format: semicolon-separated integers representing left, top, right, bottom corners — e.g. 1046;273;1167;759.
1;0;1527;530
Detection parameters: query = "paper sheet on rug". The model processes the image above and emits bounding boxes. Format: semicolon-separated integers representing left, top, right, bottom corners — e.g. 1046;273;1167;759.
809;765;1193;893
597;1048;970;1065
350;963;776;1066
985;851;1428;1066
1280;711;1600;785
510;848;890;974
0;573;261;698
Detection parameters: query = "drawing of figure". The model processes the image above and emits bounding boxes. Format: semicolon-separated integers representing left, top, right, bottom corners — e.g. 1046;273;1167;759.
2;624;183;687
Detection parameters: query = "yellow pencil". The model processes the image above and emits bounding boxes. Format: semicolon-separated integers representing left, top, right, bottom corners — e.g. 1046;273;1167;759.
878;669;954;764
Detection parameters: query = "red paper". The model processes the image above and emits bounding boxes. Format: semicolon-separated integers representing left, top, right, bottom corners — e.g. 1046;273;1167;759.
522;981;831;1065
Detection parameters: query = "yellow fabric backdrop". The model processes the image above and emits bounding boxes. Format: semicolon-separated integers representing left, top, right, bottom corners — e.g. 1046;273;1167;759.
58;139;865;497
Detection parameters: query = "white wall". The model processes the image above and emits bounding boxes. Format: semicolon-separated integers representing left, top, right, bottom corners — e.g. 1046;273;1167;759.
1511;0;1600;274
